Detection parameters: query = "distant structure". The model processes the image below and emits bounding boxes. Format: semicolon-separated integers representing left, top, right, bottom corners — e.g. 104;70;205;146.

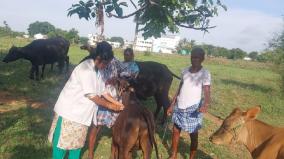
34;33;47;39
244;57;252;61
123;40;133;49
133;35;180;54
87;33;105;46
133;37;153;52
23;34;30;38
152;35;180;54
107;41;121;48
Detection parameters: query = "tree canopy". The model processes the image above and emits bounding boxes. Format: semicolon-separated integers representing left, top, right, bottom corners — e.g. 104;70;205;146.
67;0;226;38
28;21;55;36
108;36;124;46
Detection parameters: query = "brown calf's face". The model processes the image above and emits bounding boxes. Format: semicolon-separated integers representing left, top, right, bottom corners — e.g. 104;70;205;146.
116;78;135;96
210;106;261;145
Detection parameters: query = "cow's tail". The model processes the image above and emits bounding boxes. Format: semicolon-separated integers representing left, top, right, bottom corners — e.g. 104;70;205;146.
170;71;181;80
142;109;160;159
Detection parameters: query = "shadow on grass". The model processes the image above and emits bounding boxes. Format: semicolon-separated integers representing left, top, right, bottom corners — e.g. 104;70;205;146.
221;79;273;93
156;120;213;159
0;105;53;159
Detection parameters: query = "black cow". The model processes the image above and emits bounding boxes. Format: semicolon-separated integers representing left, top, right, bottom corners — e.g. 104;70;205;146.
134;61;180;124
2;37;70;80
111;78;159;159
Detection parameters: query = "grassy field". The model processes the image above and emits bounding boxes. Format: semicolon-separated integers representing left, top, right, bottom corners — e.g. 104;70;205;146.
0;37;283;159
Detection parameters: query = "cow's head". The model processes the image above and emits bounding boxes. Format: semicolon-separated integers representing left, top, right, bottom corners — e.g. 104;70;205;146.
209;106;261;145
116;78;135;96
3;46;23;63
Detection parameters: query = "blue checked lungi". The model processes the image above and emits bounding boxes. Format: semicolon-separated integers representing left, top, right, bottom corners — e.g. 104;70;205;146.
97;107;119;128
172;102;203;133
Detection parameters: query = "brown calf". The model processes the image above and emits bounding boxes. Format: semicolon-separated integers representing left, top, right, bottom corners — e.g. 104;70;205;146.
210;106;284;159
110;78;159;159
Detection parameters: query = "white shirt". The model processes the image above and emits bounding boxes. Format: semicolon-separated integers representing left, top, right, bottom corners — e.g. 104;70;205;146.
54;59;105;126
177;67;211;109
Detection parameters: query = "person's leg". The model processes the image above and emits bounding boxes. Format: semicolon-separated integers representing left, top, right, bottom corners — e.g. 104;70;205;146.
69;148;81;159
189;132;198;159
53;116;67;159
169;124;181;159
88;125;102;159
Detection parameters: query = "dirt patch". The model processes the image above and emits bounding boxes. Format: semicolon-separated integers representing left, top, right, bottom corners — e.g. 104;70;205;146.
0;91;48;113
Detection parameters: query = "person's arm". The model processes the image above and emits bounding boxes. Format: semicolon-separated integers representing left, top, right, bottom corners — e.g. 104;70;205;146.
199;70;211;113
88;95;124;111
199;85;211;113
102;93;123;107
167;80;183;116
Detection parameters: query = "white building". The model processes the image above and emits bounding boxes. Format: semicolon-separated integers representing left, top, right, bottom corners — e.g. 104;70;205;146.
152;35;180;54
107;41;121;48
123;40;133;49
34;33;47;39
87;33;105;46
133;35;180;54
133;37;153;52
244;57;252;61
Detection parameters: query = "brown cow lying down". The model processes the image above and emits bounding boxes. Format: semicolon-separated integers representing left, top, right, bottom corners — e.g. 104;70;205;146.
210;106;284;159
111;78;159;159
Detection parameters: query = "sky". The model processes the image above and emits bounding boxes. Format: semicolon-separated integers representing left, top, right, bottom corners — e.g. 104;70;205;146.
0;0;283;52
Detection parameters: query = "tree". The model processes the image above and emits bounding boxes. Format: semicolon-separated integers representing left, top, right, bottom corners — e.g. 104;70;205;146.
28;21;55;36
80;37;89;44
67;0;226;39
227;48;247;60
248;51;258;61
268;22;284;93
109;36;124;46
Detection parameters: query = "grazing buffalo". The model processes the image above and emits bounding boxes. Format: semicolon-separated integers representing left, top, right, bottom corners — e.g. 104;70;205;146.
2;37;70;80
111;78;159;159
210;106;284;159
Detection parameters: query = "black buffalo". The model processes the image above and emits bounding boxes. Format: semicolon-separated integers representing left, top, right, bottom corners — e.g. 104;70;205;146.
2;37;70;80
134;61;180;123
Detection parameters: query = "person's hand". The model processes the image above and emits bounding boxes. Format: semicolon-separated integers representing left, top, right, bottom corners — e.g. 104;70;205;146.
199;104;208;113
111;103;125;112
167;105;174;116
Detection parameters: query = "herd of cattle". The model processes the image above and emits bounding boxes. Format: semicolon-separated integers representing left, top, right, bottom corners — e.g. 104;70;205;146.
2;37;283;159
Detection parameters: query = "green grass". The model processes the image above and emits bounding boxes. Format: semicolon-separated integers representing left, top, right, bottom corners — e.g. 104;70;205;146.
0;38;283;159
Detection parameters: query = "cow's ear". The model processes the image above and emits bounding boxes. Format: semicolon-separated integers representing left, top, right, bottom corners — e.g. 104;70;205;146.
244;105;261;120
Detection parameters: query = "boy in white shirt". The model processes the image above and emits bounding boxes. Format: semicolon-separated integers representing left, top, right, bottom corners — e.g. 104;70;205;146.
167;48;211;159
48;41;124;159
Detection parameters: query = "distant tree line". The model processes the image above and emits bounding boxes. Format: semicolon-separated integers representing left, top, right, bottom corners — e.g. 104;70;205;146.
177;38;282;62
28;21;84;44
0;21;25;37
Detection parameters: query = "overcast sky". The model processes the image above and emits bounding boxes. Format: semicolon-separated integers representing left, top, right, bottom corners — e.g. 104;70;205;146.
0;0;283;52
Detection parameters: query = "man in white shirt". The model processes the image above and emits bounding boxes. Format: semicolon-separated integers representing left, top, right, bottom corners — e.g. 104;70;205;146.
167;48;211;159
48;41;124;159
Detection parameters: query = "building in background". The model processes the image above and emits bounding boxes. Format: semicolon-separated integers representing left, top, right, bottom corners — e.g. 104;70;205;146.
34;33;47;39
87;33;105;46
123;40;133;49
152;35;180;54
107;41;121;48
133;35;180;54
133;37;153;52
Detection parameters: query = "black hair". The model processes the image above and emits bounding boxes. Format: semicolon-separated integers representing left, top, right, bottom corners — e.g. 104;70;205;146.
90;41;114;61
124;48;134;54
191;47;205;57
